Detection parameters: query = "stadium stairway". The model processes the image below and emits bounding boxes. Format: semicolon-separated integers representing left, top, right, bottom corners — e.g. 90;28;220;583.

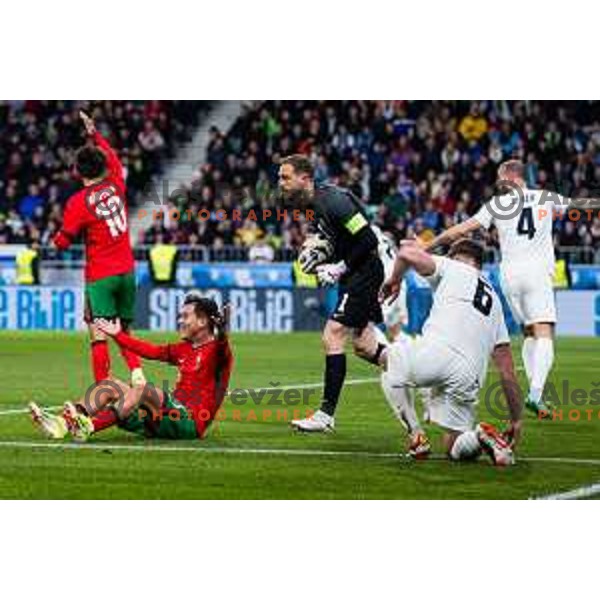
131;100;245;243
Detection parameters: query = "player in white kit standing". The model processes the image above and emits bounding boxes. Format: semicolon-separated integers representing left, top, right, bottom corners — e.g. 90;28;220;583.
427;160;566;417
372;226;410;343
379;238;523;465
372;226;435;450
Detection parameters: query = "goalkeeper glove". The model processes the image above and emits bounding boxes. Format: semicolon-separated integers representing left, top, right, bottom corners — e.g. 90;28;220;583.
316;261;347;286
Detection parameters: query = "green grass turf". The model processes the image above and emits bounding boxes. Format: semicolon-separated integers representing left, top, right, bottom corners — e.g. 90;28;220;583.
0;331;599;499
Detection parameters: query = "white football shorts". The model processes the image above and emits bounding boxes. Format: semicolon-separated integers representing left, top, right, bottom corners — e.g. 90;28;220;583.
499;265;556;326
386;336;479;432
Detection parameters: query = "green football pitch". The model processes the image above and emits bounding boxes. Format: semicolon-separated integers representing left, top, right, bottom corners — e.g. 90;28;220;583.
0;331;599;499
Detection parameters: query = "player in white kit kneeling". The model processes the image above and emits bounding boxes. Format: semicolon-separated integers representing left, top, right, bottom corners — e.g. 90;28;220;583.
379;238;523;466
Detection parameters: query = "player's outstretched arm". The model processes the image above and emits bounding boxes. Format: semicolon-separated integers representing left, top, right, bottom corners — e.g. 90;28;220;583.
380;240;436;303
397;240;437;277
425;217;482;252
95;319;172;362
491;343;523;447
80;111;96;135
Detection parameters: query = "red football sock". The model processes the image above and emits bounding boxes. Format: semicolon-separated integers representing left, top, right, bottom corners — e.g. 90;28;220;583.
91;340;111;383
120;346;142;371
92;408;119;433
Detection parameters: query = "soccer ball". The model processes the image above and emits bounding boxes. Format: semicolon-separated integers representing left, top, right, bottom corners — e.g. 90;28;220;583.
298;233;334;274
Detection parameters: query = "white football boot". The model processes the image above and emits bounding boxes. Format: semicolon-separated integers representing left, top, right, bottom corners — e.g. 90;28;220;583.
476;422;514;466
62;402;95;442
29;402;68;439
291;409;335;432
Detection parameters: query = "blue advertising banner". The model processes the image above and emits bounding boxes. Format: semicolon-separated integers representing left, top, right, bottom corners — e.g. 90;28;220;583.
555;291;600;336
3;260;600;291
136;262;293;288
136;287;322;332
1;284;600;336
0;286;84;330
136;261;599;291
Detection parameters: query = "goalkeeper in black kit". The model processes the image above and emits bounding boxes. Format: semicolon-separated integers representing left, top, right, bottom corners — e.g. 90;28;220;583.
278;154;385;432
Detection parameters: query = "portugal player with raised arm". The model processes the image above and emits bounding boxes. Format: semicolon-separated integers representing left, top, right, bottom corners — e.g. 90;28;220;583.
53;111;144;388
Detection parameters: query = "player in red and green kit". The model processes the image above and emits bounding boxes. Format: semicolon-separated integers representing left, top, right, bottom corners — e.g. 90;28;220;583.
53;111;144;387
29;295;233;441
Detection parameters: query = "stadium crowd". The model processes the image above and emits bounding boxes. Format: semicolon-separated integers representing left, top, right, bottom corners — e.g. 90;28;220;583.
0;100;209;246
144;100;600;261
2;100;600;261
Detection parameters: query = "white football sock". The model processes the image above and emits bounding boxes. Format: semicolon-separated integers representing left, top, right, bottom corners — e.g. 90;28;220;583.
449;430;482;461
521;337;535;384
530;337;554;403
394;329;413;345
381;372;422;435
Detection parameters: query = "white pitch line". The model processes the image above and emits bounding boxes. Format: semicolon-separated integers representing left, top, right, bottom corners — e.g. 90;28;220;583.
1;439;600;469
0;407;34;416
0;377;380;417
534;482;600;500
0;440;400;459
526;457;600;466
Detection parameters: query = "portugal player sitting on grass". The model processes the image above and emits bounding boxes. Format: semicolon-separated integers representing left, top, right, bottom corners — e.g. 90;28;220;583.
53;110;144;388
29;295;233;442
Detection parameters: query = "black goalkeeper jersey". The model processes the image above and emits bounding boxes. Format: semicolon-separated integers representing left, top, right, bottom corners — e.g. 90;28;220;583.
309;183;382;284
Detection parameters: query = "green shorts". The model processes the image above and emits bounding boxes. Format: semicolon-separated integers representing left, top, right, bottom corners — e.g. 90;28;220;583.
85;271;136;323
119;393;199;440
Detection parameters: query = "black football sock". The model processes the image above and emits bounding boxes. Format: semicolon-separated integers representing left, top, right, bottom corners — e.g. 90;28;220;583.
320;354;347;417
368;343;387;366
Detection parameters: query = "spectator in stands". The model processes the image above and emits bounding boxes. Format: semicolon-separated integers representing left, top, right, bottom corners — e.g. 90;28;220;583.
138;119;166;172
590;217;600;247
15;239;41;285
235;218;263;247
0;215;13;243
148;233;178;286
458;103;488;143
19;184;44;221
248;234;275;263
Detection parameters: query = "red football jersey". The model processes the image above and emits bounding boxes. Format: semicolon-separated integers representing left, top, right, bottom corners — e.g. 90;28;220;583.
54;132;134;282
114;332;234;437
